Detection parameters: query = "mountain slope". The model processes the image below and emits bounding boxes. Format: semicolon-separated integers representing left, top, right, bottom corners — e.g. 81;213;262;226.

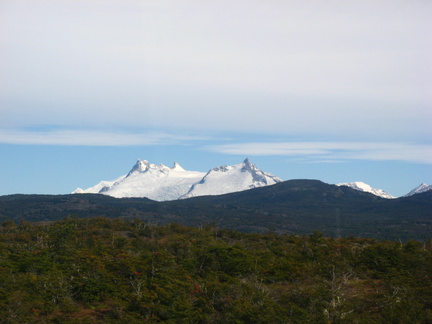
404;183;432;197
72;176;125;194
336;181;395;199
167;180;432;240
180;158;282;199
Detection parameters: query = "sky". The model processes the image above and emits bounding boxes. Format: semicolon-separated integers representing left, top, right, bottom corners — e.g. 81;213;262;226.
1;0;431;197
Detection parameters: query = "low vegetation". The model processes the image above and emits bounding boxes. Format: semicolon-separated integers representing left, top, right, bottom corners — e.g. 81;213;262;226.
0;217;431;323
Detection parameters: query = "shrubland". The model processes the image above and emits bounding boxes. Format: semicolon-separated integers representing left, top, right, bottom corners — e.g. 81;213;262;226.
0;217;431;323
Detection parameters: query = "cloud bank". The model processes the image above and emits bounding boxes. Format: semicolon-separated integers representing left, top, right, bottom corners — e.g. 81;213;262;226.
1;0;431;142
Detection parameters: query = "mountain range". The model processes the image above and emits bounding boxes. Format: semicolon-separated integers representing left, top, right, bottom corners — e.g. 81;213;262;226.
73;158;430;200
73;158;282;201
1;158;429;240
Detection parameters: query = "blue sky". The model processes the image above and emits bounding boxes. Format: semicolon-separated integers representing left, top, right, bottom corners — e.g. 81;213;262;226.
1;0;431;197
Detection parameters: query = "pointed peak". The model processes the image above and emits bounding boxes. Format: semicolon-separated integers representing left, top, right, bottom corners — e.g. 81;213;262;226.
172;162;185;171
241;157;255;171
127;159;150;176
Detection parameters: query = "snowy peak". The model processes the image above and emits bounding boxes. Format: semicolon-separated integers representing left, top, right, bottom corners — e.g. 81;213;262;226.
404;183;432;197
336;181;396;199
180;159;283;199
172;162;185;171
128;160;167;176
127;160;150;175
241;158;253;171
126;159;186;177
242;158;279;185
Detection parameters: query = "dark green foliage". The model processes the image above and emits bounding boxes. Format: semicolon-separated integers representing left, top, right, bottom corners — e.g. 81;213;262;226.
0;218;431;322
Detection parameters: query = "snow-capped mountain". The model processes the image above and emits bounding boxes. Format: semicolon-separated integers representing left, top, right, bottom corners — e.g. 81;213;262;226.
403;183;432;197
73;158;282;201
180;158;283;199
336;182;396;199
73;160;206;201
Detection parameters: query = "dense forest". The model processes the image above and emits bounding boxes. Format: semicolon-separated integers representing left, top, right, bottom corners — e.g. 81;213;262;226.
0;217;431;323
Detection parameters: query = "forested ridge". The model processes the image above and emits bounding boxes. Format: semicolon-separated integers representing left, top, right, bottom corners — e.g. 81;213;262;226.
1;181;431;241
0;217;431;323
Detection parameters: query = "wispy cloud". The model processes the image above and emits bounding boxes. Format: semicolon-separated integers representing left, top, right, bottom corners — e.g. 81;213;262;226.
4;128;431;165
205;142;432;164
0;128;205;146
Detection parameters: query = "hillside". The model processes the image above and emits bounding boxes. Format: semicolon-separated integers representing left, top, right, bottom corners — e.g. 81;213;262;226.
172;180;432;240
1;180;431;240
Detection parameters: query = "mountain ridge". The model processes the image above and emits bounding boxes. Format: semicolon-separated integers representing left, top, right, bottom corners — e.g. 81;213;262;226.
73;158;429;200
403;183;432;197
4;179;431;240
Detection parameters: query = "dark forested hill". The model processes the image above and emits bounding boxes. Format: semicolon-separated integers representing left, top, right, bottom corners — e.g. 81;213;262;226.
1;180;431;240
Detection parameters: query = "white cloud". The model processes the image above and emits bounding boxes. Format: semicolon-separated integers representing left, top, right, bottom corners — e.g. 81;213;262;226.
206;141;432;164
0;129;204;146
